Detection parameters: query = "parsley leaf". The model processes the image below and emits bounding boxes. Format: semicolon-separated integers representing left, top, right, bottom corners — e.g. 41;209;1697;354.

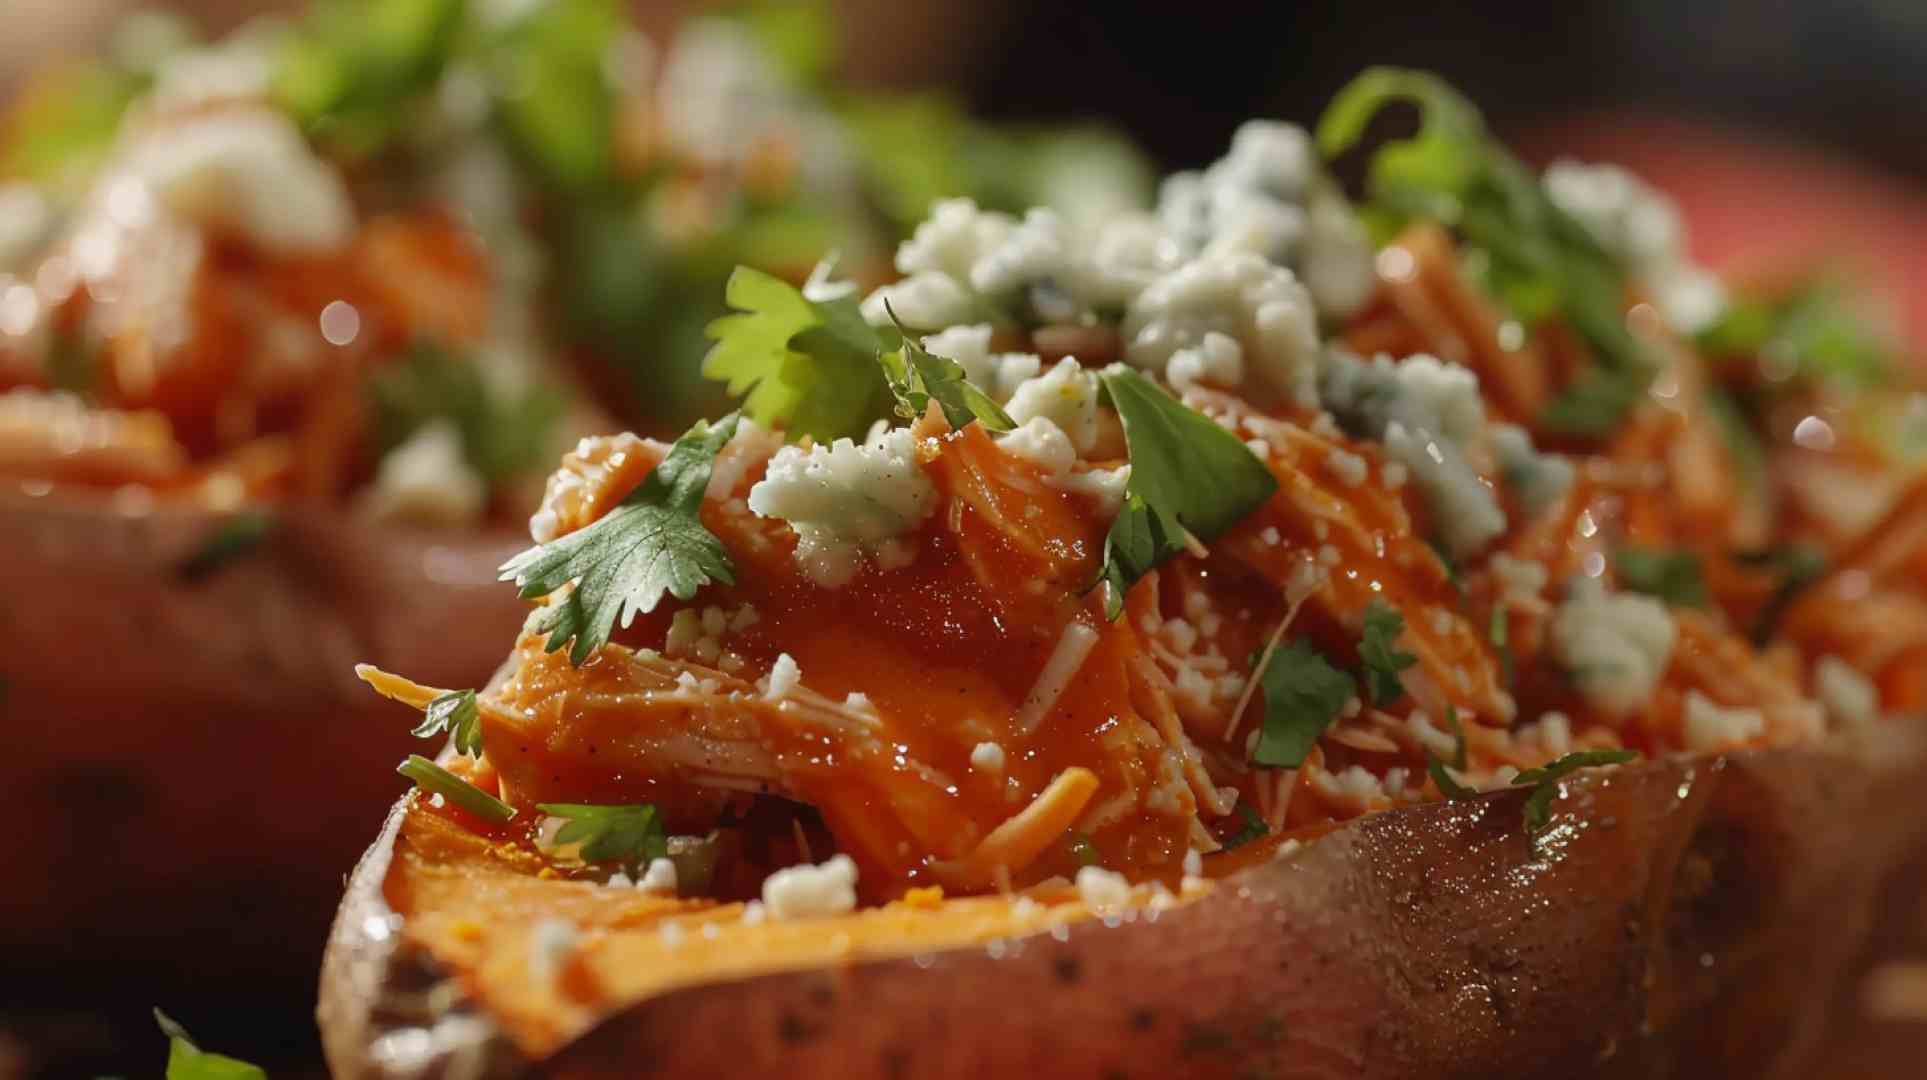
1251;640;1356;768
1359;600;1417;704
1222;804;1270;850
156;1009;266;1080
1614;546;1707;608
397;754;517;823
702;266;893;443
500;412;740;664
412;689;483;758
1510;748;1638;832
368;343;565;484
1092;367;1278;617
1318;68;1650;435
536;802;668;868
878;304;1015;432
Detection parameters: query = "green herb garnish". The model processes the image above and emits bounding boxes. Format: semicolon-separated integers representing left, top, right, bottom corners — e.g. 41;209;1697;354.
1221;804;1270;850
500;412;740;664
1700;277;1893;388
1735;545;1827;644
176;513;276;582
1614;546;1707;608
368;344;565;484
274;0;462;157
878;304;1015;432
536;801;669;869
1359;600;1417;704
412;689;483;758
703;266;893;443
1251;640;1356;768
397;754;516;824
157;1009;265;1080
1317;68;1650;435
1092;367;1278;617
1426;705;1477;798
1510;749;1638;832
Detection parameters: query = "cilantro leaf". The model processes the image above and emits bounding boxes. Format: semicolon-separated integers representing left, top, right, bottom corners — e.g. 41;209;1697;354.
1092;367;1278;617
702;266;892;443
500;412;740;664
397;754;517;824
878;304;1015;432
412;689;483;758
536;802;668;868
368;343;565;484
1613;546;1707;608
1510;748;1638;832
156;1010;266;1080
274;0;462;157
1318;68;1651;435
1221;804;1270;850
1359;600;1417;704
1251;640;1356;768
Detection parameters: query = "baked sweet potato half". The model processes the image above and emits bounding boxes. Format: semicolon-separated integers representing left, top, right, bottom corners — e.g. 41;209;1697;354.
0;488;527;993
318;721;1927;1079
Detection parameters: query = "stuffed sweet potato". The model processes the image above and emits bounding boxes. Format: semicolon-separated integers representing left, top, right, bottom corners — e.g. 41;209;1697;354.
317;69;1927;1077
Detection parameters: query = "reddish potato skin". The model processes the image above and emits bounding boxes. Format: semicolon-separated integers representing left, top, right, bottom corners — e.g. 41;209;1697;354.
320;723;1927;1079
0;489;530;997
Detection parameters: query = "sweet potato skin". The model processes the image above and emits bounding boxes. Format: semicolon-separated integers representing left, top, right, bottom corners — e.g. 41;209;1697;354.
0;489;530;999
319;722;1927;1079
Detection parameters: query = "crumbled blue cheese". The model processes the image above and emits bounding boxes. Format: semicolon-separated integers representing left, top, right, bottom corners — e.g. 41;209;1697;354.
358;421;488;527
637;856;679;895
1005;358;1103;454
1122;252;1321;406
1048;463;1131;516
764;652;801;702
760;854;859;920
1492;423;1574;520
896;197;1017;282
529;918;579;981
115;109;356;254
921;324;1041;402
860;270;975;330
1549;578;1677;717
1489;553;1550;607
1542;159;1725;334
970;208;1069;298
1682;690;1766;751
1074;865;1133;911
1323;352;1505;557
998;416;1077;476
1815;655;1880;727
1071;212;1186;308
748;427;937;587
1166;330;1245;390
970;741;1007;773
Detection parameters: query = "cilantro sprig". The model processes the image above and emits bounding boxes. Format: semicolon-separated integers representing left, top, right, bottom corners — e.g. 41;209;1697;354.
1093;367;1279;617
1511;749;1638;832
368;344;565;485
1317;68;1650;435
1251;640;1355;768
1359;600;1417;704
1221;804;1271;850
537;802;668;870
397;754;516;824
702;266;893;443
412;689;483;758
879;304;1015;432
500;412;741;664
157;1009;266;1080
1426;705;1477;799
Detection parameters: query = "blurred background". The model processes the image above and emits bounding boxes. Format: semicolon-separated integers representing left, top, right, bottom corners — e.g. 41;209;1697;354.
3;1;1926;1076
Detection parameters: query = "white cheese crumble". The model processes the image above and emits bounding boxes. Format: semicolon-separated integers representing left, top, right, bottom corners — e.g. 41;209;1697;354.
1166;330;1245;390
1048;464;1131;516
998;416;1077;476
637;857;679;895
1815;655;1880;727
1322;352;1505;557
1549;578;1677;717
765;652;801;702
859;270;974;329
921;323;1041;402
970;741;1007;773
1074;865;1133;911
1489;553;1550;607
1005;358;1103;454
1325;447;1368;487
529;919;579;981
1682;690;1766;751
1542;159;1725;334
1492;423;1574;520
1121;252;1321;406
747;427;937;587
760;854;859;921
358;421;488;527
